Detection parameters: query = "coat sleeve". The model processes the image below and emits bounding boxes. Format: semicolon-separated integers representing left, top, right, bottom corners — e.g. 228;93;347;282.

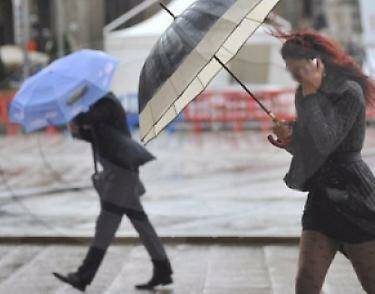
285;91;300;155
285;121;296;155
296;81;364;156
71;113;94;143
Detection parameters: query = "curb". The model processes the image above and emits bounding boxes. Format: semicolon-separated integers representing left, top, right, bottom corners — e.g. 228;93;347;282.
0;236;300;245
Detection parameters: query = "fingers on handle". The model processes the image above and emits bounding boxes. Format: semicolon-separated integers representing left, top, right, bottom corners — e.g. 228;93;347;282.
267;135;285;149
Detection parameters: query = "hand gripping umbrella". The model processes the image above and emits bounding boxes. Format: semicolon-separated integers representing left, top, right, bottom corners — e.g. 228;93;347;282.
138;0;281;143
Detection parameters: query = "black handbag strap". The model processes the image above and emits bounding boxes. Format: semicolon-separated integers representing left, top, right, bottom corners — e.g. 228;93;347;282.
90;128;99;175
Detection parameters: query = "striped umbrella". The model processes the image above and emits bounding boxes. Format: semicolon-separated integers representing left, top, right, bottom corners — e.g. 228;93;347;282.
138;0;281;143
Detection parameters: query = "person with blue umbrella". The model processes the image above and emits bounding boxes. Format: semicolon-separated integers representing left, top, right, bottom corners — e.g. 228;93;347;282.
9;49;118;132
9;50;173;291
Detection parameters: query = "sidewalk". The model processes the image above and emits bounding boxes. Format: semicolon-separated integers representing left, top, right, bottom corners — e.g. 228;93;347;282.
0;244;365;294
1;130;375;238
0;130;373;293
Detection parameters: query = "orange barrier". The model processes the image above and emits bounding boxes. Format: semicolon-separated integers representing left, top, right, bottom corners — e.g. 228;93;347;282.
0;90;58;135
0;90;20;135
183;89;296;131
184;89;375;131
2;88;375;135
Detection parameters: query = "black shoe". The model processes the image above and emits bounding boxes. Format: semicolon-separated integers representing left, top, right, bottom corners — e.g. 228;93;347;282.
135;259;173;290
76;246;106;284
53;246;106;292
53;272;87;292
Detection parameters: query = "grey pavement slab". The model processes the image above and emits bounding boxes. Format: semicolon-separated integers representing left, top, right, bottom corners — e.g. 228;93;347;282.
0;244;366;294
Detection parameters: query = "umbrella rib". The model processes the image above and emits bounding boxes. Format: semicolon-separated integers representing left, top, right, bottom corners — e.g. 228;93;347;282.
158;1;277;122
246;17;263;24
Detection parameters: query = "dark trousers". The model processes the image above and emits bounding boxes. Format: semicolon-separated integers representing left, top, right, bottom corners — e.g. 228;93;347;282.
91;202;168;261
78;165;168;284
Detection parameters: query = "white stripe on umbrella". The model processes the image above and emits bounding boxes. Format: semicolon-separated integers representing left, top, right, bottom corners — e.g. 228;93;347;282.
139;0;280;143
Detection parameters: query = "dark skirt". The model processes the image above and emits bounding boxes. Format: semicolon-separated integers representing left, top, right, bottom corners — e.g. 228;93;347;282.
302;153;375;246
302;188;375;244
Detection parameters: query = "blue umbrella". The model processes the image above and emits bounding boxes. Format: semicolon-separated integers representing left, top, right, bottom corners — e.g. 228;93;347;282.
9;49;118;132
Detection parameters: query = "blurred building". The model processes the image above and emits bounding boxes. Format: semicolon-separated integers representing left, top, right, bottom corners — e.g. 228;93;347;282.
325;0;362;43
0;0;167;52
277;0;362;43
1;0;368;70
105;0;170;30
277;0;365;66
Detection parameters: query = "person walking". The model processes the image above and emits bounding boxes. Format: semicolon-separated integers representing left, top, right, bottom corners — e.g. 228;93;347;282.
53;93;173;291
269;31;375;294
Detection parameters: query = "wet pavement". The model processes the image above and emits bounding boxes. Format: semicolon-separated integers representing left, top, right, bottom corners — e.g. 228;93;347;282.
1;129;375;237
0;129;374;293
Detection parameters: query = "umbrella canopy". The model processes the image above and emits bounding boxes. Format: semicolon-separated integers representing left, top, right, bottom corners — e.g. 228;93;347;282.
9;49;118;132
138;0;281;143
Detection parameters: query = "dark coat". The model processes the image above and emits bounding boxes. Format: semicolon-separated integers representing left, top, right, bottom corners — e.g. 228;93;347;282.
72;92;131;145
73;93;154;171
285;68;375;234
73;93;151;199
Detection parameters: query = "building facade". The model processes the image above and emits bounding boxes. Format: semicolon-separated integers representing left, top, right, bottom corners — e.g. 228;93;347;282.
1;0;365;53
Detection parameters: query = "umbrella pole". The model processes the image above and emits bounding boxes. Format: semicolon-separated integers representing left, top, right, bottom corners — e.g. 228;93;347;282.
213;57;277;122
159;2;176;19
158;2;278;123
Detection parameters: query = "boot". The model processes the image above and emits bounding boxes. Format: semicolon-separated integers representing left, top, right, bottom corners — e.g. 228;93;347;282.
135;259;173;290
53;246;106;292
53;272;87;292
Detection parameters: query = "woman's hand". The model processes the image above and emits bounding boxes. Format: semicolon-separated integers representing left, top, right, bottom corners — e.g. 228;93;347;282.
268;122;292;149
300;58;325;96
301;59;325;96
268;135;290;149
272;122;291;140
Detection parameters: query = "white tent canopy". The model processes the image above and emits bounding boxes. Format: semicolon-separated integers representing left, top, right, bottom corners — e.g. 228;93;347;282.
105;0;294;100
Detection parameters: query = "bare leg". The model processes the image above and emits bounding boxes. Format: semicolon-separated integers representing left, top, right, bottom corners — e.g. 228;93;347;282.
295;230;338;294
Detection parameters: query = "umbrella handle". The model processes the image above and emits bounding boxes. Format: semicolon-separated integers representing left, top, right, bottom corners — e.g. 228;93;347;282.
269;112;279;124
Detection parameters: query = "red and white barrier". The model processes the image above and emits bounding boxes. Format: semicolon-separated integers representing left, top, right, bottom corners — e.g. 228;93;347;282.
0;90;57;135
183;89;296;131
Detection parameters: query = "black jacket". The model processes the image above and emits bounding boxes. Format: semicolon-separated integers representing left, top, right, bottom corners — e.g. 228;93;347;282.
73;93;154;170
73;93;131;143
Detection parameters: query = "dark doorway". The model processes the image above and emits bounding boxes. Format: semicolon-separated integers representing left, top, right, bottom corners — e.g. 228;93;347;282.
0;0;14;45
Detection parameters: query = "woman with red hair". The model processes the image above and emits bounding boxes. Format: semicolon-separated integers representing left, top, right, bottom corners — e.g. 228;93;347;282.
269;31;375;294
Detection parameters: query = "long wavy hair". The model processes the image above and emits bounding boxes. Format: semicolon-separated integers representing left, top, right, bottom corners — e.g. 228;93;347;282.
274;31;375;105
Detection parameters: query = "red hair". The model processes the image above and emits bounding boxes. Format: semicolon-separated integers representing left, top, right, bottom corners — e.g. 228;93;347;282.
274;31;375;105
